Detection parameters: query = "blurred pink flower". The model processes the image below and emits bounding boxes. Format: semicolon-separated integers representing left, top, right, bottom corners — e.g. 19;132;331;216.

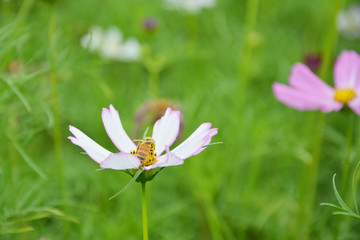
69;105;217;170
273;50;360;115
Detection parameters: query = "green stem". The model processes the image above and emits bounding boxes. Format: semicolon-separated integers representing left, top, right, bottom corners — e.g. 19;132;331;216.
237;0;259;105
49;4;65;194
185;13;198;44
341;113;354;196
48;5;68;238
8;113;18;183
297;0;345;238
334;113;355;238
297;114;325;240
149;68;159;98
318;0;346;82
141;182;149;240
14;0;35;30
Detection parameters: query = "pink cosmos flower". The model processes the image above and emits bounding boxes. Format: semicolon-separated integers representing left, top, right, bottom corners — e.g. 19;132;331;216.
273;50;360;115
68;105;217;171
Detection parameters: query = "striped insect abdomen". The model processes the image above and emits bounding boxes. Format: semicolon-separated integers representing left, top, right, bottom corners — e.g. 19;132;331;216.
137;142;152;162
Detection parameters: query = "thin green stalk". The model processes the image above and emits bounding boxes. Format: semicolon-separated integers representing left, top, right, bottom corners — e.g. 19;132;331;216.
48;5;68;238
340;113;354;196
318;0;346;82
334;113;356;239
141;182;149;240
14;0;35;30
296;0;346;238
144;55;165;98
185;13;198;44
296;114;326;240
352;159;360;215
8;114;19;183
49;5;65;195
237;0;259;105
1;0;12;22
149;68;159;98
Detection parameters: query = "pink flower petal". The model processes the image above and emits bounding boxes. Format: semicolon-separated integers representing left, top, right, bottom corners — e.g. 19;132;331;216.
171;123;217;160
102;104;136;153
288;63;334;97
348;96;360;116
100;152;141;170
152;107;180;156
334;50;360;91
273;82;343;112
68;125;111;163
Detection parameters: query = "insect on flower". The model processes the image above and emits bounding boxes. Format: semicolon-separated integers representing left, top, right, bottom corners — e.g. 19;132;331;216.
68;105;217;173
131;137;158;167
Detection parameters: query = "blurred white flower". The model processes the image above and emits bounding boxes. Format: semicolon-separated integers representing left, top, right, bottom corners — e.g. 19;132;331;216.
81;26;141;62
338;5;360;39
164;0;216;13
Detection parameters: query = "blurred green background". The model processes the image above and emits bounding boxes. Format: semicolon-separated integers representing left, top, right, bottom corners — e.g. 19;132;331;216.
1;0;360;239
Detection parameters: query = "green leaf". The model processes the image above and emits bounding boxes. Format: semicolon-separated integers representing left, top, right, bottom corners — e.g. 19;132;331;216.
108;168;144;200
8;136;47;180
319;203;344;211
1;76;31;112
142;127;150;139
0;226;34;235
333;211;360;219
332;174;355;214
352;160;360;215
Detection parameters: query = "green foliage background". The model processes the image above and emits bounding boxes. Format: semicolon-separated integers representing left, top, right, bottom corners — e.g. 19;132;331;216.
1;0;360;239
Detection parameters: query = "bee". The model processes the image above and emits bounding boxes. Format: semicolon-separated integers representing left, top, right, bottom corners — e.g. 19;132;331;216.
130;137;157;167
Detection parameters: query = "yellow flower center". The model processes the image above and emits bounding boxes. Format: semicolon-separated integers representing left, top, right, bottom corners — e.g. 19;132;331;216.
334;89;356;103
130;137;158;167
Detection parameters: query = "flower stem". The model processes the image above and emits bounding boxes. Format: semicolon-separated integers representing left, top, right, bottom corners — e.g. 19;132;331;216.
49;3;65;198
149;68;159;98
237;0;259;105
340;112;354;196
48;4;68;238
297;0;345;238
297;114;326;240
141;182;149;240
333;112;355;238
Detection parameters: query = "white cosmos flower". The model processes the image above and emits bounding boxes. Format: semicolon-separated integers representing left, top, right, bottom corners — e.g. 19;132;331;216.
68;105;217;170
338;5;360;39
81;26;141;62
164;0;216;13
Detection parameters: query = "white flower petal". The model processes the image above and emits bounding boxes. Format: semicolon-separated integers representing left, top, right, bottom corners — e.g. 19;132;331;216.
171;123;217;159
152;108;180;156
68;125;111;163
100;153;141;170
102;105;136;153
157;149;184;168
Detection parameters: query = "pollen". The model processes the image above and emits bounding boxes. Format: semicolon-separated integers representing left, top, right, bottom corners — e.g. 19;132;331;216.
334;88;356;103
140;156;158;167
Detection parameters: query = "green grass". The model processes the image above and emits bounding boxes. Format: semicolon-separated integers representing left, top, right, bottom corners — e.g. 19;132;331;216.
1;0;360;239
